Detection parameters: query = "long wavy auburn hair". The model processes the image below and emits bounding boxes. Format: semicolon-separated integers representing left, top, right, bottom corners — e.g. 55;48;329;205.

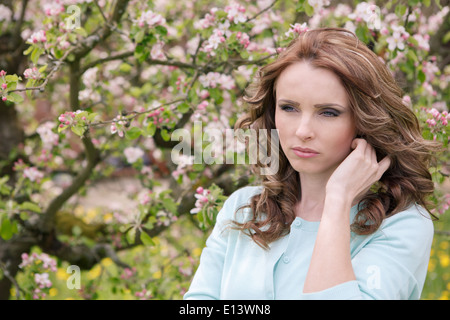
233;28;442;249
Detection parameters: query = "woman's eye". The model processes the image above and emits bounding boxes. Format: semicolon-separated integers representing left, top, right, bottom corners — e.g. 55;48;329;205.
321;109;340;117
280;105;295;112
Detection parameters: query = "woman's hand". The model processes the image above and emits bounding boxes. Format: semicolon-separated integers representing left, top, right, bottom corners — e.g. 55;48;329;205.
326;138;391;203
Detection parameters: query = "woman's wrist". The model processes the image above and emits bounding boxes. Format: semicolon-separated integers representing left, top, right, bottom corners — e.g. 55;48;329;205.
322;192;353;221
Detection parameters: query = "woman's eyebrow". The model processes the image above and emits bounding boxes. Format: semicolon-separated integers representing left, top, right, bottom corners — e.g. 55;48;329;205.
277;99;345;109
277;99;299;106
314;103;346;109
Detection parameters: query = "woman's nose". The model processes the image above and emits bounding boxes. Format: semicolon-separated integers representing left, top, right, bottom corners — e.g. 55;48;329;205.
295;115;315;141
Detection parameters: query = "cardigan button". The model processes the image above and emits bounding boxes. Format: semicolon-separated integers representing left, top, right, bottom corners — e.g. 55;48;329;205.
293;220;302;228
282;255;290;264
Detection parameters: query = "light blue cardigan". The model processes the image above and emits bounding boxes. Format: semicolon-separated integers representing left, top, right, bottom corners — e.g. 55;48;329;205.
184;186;434;300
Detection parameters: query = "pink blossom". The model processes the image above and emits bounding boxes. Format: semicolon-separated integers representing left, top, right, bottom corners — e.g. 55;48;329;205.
24;67;41;80
236;31;250;48
190;187;213;214
285;22;308;37
27;30;47;44
121;267;137;280
150;41;165;60
402;95;411;107
413;33;430;51
19;253;33;268
203;29;226;54
197;100;209;111
426;118;436;127
37;121;59;150
199;72;235;90
124;147;144;164
308;0;330;12
44;3;64;16
58;111;76;127
138;10;166;28
386;25;409;51
224;3;247;23
194;12;216;29
23;167;44;182
110;115;127;137
34;273;52;289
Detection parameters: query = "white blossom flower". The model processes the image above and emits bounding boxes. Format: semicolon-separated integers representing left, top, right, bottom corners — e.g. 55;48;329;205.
124;147;144;164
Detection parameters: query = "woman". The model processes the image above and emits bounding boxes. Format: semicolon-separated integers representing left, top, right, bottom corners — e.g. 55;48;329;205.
184;28;441;299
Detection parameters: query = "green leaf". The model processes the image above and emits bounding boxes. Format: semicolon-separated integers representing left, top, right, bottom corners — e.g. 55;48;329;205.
38;64;48;73
146;122;156;137
19;201;41;213
162;198;178;214
417;70;426;83
75;27;88;37
177;102;190;113
443;31;450;44
395;4;407;17
126;228;136;244
58;125;69;133
140;231;155;246
87;112;99;122
125;127;142;140
31;47;43;64
160;128;171;141
23;46;34;55
0;217;13;240
155;25;168;37
5;75;19;82
304;2;314;16
8;92;24;103
71;125;85;137
134;30;145;43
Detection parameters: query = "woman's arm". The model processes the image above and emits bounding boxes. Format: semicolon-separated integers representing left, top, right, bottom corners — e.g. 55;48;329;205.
303;139;391;294
303;194;355;293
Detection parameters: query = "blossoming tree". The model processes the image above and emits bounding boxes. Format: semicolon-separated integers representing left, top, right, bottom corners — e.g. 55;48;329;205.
0;0;448;299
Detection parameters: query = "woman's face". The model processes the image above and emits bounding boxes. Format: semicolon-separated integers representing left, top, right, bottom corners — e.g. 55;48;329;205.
274;61;357;177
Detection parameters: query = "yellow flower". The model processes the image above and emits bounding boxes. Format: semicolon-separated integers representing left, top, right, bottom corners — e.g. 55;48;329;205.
192;247;203;257
152;270;162;279
428;258;436;272
56;267;70;280
87;264;102;280
438;252;450;268
101;257;113;267
438;291;449;300
440;241;449;250
74;205;84;218
85;208;99;223
103;213;113;223
49;288;58;297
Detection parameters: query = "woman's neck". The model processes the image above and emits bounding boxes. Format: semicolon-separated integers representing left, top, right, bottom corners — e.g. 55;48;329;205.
295;172;330;221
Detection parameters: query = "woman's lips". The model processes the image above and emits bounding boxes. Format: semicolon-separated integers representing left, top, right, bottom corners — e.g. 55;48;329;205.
291;147;319;158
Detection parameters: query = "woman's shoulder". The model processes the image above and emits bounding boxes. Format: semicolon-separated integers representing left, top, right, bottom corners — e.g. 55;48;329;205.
218;185;263;221
379;203;434;239
227;185;264;203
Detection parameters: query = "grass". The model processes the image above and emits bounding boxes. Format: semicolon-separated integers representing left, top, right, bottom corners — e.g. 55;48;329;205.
422;210;450;300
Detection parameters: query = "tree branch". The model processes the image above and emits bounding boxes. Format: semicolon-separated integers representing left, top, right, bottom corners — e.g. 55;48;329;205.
39;59;101;233
81;50;135;73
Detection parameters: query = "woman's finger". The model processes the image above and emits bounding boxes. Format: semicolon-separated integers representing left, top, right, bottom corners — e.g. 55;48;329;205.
377;156;391;178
